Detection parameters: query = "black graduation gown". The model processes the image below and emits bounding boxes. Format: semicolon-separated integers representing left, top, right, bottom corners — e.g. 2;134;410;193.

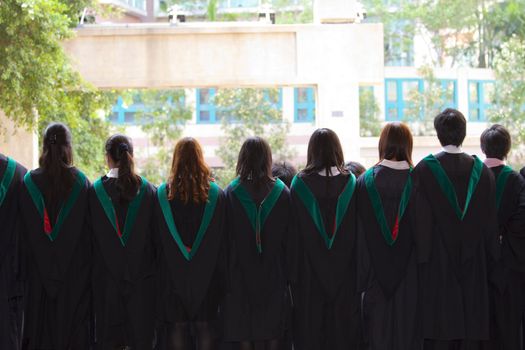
487;166;525;350
413;152;499;347
89;177;158;349
0;155;26;350
19;167;92;350
291;173;360;350
223;180;292;342
356;165;419;350
155;187;226;325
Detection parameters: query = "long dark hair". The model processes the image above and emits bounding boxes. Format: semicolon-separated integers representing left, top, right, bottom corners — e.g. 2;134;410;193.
105;134;141;202
39;122;75;202
378;122;414;166
236;137;273;187
303;128;348;175
168;137;211;204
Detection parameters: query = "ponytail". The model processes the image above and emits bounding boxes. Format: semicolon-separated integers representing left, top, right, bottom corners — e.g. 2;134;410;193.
105;134;140;202
39;123;75;203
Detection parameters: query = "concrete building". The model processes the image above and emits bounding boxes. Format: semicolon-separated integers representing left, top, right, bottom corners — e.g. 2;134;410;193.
0;0;497;170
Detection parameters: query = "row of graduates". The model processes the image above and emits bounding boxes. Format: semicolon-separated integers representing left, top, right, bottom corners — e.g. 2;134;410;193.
1;107;524;350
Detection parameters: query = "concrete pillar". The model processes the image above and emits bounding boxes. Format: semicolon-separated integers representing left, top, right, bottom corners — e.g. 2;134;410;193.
316;81;360;161
146;0;155;22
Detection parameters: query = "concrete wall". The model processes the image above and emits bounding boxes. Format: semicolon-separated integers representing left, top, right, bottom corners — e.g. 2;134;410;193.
63;22;384;160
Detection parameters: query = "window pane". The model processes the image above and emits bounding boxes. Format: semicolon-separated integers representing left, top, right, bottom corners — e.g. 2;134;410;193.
297;88;309;103
386;81;397;102
402;81;419;100
199;89;211;104
297;108;309;121
199;111;210;122
484;83;495;104
124;112;135;123
469;83;478;103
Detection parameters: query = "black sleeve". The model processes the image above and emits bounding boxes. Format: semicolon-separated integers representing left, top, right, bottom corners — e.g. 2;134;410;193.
484;169;500;264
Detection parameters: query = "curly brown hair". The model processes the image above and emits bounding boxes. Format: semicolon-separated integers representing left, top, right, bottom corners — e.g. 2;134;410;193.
168;137;211;204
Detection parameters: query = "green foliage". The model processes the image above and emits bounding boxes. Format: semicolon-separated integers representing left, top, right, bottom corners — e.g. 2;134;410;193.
363;0;525;68
359;87;382;137
207;0;217;21
0;0;112;179
128;89;193;185
274;0;313;24
489;36;525;164
214;88;296;187
403;65;454;136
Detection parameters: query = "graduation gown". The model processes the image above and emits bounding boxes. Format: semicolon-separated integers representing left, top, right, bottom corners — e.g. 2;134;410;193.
356;165;419;350
413;152;499;346
155;182;226;326
223;179;292;342
290;172;360;350
0;155;26;350
487;165;525;350
19;167;92;350
89;177;157;349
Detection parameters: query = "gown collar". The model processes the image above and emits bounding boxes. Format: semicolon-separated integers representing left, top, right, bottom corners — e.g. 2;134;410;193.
378;159;410;170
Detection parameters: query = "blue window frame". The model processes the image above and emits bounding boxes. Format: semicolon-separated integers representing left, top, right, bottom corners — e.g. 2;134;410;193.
384;78;423;121
468;80;495;122
294;87;316;122
385;78;458;121
196;88;218;124
109;96;145;124
196;88;283;124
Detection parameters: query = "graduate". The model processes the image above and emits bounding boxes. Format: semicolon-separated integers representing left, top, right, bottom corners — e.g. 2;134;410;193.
412;109;499;350
0;154;26;350
290;128;360;350
356;122;419;350
89;134;158;349
271;161;297;188
480;124;525;350
223;137;292;350
19;123;92;349
155;137;226;350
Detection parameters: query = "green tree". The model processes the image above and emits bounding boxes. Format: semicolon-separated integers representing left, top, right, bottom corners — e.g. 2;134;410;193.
0;0;112;179
359;87;382;137
130;89;193;185
214;88;296;187
404;65;454;135
489;36;525;164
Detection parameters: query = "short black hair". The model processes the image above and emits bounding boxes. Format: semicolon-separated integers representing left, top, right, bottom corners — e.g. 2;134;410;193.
480;124;511;160
236;136;273;187
272;161;297;188
433;108;466;147
345;161;366;177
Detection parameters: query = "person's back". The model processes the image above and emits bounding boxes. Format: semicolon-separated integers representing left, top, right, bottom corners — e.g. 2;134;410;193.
19;123;92;350
480;124;525;350
89;134;157;349
155;137;226;350
412;109;499;348
290;128;360;350
0;154;26;350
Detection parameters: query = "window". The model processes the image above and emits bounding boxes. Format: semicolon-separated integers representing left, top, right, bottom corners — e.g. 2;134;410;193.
196;88;218;123
110;96;145;124
196;88;283;124
385;21;414;67
440;80;458;109
384;78;423;121
385;78;458;121
121;0;146;11
294;87;316;123
468;81;495;122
